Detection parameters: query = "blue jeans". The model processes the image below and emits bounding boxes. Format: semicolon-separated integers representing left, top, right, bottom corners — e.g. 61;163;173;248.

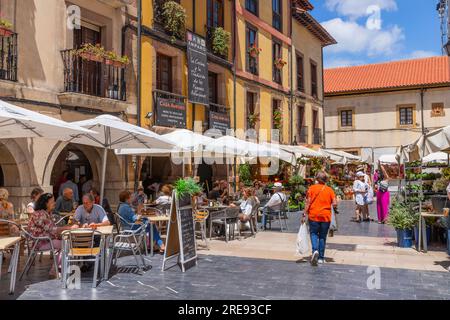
309;220;330;259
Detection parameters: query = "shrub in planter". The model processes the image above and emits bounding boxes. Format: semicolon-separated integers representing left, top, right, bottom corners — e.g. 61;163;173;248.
0;19;13;37
212;27;230;57
174;178;202;207
76;43;105;63
387;201;419;248
238;163;252;186
161;1;187;41
273;109;282;130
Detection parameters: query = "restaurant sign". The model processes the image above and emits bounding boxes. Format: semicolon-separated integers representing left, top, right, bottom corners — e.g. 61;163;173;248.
209;111;230;134
186;31;209;106
155;97;186;128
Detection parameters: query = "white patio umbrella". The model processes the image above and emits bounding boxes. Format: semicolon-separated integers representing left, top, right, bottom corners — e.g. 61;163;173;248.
278;144;324;160
0;99;95;139
319;149;362;164
69;115;176;202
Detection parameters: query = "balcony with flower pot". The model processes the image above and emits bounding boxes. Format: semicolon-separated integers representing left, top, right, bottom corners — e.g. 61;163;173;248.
153;0;187;42
0;19;17;85
59;44;131;113
206;26;230;61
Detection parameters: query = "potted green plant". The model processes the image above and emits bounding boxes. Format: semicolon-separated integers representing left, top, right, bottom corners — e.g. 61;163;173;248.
387;201;418;248
161;1;187;41
0;19;13;37
238;163;252;186
76;43;105;63
273;109;282;130
274;57;287;70
248;113;260;128
431;177;449;214
248;44;262;58
173;178;202;207
211;27;230;57
288;174;306;212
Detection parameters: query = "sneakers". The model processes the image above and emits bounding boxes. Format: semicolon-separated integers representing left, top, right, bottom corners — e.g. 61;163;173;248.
311;251;319;266
318;259;325;264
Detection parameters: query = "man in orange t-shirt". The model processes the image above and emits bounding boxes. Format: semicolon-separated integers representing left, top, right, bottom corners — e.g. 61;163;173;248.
302;171;337;266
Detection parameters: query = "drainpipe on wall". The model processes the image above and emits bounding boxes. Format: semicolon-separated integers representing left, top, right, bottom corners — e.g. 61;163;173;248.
134;0;143;192
232;0;237;192
321;46;326;147
192;0;196;130
420;88;426;135
289;0;294;145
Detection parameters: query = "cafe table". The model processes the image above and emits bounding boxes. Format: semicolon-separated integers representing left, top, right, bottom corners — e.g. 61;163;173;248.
0;236;21;294
141;214;170;256
95;225;114;280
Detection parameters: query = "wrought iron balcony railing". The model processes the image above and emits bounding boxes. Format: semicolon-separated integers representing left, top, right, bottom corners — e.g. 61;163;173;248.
0;33;17;82
298;126;308;144
61;49;126;101
313;128;322;145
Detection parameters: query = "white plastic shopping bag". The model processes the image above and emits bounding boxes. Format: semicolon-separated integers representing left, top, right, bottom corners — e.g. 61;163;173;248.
366;186;374;205
296;222;309;255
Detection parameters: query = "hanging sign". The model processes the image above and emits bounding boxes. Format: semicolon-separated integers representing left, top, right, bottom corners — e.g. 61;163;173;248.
187;31;209;106
155;97;187;128
209;111;230;134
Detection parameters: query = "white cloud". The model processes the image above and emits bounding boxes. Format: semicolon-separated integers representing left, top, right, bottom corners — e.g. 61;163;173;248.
325;0;398;19
322;18;404;57
404;50;440;59
325;58;366;68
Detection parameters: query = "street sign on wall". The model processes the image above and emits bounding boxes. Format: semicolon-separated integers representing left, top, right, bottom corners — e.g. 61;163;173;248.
186;31;209;106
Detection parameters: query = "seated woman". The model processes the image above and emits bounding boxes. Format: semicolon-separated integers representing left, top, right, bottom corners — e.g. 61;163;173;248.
237;188;260;225
28;193;78;276
118;190;165;253
0;188;14;219
154;185;172;206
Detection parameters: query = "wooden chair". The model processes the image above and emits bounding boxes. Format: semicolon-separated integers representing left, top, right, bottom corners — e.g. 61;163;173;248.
61;229;103;288
194;209;209;249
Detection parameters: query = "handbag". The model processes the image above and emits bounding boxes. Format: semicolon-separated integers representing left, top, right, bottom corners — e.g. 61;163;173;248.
378;181;389;193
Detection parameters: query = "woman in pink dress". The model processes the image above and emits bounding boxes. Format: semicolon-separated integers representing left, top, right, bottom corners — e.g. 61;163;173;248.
374;163;390;224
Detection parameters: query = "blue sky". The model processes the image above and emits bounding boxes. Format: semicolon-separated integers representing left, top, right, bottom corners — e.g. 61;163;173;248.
309;0;444;68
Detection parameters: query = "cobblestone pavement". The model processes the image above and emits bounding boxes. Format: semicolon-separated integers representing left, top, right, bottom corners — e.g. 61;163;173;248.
1;201;449;300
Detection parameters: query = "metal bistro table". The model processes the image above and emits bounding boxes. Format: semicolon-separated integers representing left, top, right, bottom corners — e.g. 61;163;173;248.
418;212;445;253
146;215;170;256
0;236;21;294
96;225;114;280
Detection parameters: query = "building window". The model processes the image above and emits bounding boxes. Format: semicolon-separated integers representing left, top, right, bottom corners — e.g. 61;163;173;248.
272;40;282;84
296;54;304;92
208;72;218;104
247;91;257;129
272;0;282;32
245;0;258;16
311;61;318;98
207;0;224;28
399;106;414;126
431;103;445;117
340;110;353;127
246;25;258;75
297;105;307;143
272;99;282;141
156;53;172;92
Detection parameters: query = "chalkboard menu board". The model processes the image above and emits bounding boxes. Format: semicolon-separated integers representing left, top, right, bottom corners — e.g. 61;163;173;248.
209;111;230;134
155;97;186;128
187;31;209;106
162;191;198;272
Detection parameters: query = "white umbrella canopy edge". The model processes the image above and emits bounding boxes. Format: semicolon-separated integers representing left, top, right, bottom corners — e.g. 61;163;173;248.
69;115;178;202
0;99;97;139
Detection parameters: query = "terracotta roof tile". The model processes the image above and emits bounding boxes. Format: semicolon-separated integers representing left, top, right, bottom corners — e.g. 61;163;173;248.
324;56;450;94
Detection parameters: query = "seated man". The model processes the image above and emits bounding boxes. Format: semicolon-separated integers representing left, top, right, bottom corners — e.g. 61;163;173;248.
55;188;74;215
208;182;221;201
73;194;110;228
132;186;148;208
261;182;287;230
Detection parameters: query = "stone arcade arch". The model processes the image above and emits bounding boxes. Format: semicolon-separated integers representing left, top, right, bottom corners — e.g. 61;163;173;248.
43;142;125;204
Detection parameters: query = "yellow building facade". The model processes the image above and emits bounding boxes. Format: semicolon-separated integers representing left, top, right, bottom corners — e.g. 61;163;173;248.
140;0;335;146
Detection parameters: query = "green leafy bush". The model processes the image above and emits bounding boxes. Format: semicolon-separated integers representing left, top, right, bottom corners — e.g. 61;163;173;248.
173;178;202;199
387;201;419;230
162;1;187;41
212;27;230;56
239;164;252;186
432;177;449;193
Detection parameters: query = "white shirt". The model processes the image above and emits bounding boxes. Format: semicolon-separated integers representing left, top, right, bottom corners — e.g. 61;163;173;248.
240;199;253;216
353;180;368;206
447;183;450;194
265;192;287;211
155;195;172;206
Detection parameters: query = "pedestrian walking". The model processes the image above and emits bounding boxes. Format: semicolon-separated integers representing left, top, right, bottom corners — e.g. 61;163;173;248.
374;163;390;224
302;172;338;266
352;172;369;222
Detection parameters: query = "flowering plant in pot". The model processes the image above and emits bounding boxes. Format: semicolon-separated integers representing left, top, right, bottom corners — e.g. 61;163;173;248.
174;178;202;207
76;43;106;63
274;57;287;70
0;19;13;37
248;44;262;58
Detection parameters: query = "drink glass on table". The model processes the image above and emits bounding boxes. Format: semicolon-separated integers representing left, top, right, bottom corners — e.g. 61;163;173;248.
444;208;449;217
